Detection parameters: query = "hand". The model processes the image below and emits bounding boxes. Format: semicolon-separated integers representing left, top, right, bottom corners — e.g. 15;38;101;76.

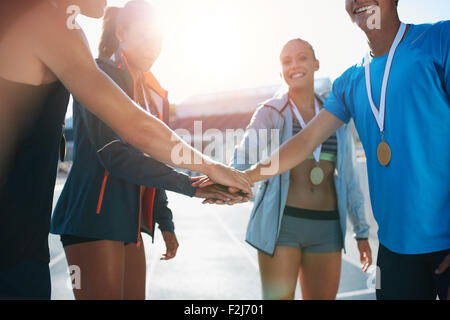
435;254;450;275
357;239;372;273
435;254;450;300
201;196;249;206
192;176;250;197
204;163;254;196
161;231;179;260
191;175;214;188
194;184;246;203
192;177;251;205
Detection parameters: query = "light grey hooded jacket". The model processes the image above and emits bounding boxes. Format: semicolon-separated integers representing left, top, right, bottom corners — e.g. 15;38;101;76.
230;82;370;255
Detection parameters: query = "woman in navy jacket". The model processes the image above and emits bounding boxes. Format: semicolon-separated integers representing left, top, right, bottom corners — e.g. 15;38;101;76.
50;1;239;300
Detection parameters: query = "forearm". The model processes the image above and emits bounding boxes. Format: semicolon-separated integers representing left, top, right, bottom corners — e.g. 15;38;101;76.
70;69;215;175
247;110;343;183
38;24;214;175
103;146;197;197
246;127;316;182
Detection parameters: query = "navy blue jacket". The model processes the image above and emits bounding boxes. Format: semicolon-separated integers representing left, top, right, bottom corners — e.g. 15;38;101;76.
50;58;196;244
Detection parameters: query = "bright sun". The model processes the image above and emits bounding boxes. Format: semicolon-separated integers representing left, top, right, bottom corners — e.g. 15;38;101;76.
166;8;245;89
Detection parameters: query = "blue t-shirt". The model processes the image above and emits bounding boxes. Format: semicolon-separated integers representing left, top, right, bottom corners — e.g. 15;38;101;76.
324;21;450;255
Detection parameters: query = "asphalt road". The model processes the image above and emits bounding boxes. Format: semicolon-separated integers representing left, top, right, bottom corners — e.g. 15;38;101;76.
49;159;379;300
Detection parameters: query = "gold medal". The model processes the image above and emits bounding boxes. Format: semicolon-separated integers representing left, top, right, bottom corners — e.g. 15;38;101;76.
364;23;406;169
377;141;391;166
310;166;324;185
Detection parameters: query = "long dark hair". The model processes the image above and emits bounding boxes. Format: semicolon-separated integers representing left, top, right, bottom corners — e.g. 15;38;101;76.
98;0;154;59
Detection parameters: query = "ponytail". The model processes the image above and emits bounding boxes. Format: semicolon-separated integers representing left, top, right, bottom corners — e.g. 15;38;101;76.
98;1;155;60
98;7;121;59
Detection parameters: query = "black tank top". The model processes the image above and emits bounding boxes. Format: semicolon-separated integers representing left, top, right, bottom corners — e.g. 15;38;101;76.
0;79;69;269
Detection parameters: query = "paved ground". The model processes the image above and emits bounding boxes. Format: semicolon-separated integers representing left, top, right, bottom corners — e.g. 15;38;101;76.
49;159;379;300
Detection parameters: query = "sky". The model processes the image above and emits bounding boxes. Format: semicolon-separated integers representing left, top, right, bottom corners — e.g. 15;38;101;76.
77;0;450;104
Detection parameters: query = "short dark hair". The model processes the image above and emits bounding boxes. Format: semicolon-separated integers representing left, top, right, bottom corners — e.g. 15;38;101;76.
396;0;399;6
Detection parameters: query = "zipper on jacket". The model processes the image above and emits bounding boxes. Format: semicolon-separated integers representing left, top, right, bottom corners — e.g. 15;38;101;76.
96;170;109;214
144;188;156;233
137;186;143;247
253;181;269;214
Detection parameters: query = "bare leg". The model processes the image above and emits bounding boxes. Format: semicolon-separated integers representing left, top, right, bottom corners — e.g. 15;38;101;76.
64;240;126;300
258;246;302;300
299;251;342;300
123;238;146;300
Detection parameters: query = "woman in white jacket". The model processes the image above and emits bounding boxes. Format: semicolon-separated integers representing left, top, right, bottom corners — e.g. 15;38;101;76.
197;39;372;300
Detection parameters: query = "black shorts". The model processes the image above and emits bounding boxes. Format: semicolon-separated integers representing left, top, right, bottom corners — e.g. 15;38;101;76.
60;234;132;247
376;244;450;300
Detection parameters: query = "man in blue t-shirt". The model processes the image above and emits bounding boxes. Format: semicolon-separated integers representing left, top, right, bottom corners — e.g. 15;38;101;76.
245;0;449;299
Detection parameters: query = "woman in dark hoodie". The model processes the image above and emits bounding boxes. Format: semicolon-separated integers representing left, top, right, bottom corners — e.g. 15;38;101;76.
50;0;243;300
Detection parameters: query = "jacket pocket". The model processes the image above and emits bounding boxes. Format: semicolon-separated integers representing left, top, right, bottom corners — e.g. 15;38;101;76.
96;170;109;214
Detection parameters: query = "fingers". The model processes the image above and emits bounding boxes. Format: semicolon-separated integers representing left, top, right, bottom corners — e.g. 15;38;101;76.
235;172;253;195
161;232;178;260
210;185;243;199
160;252;176;260
161;245;178;260
201;187;242;202
202;199;225;205
361;253;371;273
367;251;373;268
209;185;245;200
209;191;237;202
190;175;207;183
196;178;214;188
228;187;240;194
223;169;253;195
201;197;248;205
360;250;372;273
358;241;372;273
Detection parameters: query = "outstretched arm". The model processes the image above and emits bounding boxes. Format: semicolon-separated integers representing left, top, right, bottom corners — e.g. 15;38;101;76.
33;2;253;194
246;109;344;182
194;109;343;201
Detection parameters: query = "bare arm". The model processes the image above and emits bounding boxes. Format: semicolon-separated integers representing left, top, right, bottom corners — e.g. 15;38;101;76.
246;109;344;183
31;4;252;193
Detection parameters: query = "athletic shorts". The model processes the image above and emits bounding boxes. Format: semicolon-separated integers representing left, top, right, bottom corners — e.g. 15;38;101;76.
275;206;343;253
376;244;450;300
60;234;132;247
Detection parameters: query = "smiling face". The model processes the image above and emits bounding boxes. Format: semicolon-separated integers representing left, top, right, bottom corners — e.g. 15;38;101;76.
116;11;163;72
280;39;319;91
345;0;398;32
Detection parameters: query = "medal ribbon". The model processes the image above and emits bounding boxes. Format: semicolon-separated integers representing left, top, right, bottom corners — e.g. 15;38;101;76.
290;97;322;163
364;22;406;135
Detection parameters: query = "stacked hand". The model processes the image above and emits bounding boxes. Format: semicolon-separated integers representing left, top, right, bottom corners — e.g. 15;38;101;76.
203;163;253;196
191;175;252;205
